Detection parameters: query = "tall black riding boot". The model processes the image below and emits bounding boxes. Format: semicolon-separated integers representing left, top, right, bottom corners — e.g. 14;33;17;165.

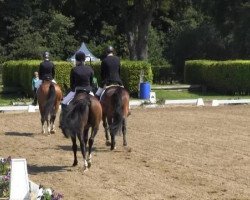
59;104;67;129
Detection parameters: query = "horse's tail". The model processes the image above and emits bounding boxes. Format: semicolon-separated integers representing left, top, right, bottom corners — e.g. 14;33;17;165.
44;83;56;119
110;87;123;135
63;97;90;138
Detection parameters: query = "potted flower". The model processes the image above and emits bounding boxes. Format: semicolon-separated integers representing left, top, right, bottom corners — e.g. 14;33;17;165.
1;157;63;200
0;157;11;200
36;186;63;200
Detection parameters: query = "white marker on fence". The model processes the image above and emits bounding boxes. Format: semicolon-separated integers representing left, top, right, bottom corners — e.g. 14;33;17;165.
10;158;30;200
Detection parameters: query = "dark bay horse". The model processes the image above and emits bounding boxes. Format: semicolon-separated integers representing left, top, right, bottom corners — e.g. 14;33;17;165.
60;91;102;171
100;86;130;150
37;80;63;134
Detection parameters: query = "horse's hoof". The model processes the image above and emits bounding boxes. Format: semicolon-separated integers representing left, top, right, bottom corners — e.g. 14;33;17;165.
126;147;132;152
110;146;116;151
72;162;78;167
128;111;131;116
88;162;92;168
123;142;127;146
83;167;88;172
106;140;111;146
50;130;56;134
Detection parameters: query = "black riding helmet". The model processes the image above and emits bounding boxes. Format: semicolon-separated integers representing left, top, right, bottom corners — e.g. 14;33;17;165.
43;51;50;59
106;45;114;54
75;51;86;62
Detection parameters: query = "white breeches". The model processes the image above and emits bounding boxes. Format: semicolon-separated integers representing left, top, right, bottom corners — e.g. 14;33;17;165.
95;87;104;96
62;91;94;105
36;79;57;90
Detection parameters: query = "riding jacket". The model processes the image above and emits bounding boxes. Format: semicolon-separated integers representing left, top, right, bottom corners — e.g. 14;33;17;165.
70;63;94;92
39;60;55;81
101;55;123;87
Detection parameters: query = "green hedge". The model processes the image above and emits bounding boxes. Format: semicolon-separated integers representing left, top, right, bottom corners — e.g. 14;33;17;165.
184;60;250;94
3;60;152;96
3;60;73;96
151;64;172;84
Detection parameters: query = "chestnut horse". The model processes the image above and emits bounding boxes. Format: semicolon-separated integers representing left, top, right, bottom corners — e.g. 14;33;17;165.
37;80;62;134
100;86;130;150
60;91;102;171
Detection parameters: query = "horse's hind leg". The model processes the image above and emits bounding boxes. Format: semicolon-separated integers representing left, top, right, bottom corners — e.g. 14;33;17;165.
107;117;116;150
50;114;56;134
41;117;46;134
87;127;98;168
46;120;51;134
71;136;78;166
110;130;116;151
103;116;111;146
122;118;127;146
78;132;88;171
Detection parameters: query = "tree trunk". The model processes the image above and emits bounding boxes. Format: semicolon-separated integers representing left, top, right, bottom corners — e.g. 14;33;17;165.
136;14;152;60
125;0;158;60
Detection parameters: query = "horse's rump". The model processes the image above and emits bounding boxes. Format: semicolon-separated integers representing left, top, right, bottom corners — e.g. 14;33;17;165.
101;86;130;150
101;86;130;135
37;80;62;134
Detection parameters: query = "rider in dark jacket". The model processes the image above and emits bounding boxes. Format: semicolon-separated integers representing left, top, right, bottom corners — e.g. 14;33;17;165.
60;51;94;129
61;51;94;106
95;46;123;97
36;51;56;90
39;51;55;81
70;56;94;93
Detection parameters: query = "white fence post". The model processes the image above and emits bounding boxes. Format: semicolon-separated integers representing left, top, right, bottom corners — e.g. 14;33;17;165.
10;159;30;200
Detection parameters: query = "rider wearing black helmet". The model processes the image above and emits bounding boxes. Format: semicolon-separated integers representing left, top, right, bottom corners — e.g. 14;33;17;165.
39;51;55;81
95;45;123;98
61;51;94;106
36;51;56;90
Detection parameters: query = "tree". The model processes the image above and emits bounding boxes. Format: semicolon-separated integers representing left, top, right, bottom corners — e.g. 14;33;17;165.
123;0;170;60
69;0;171;60
0;0;77;60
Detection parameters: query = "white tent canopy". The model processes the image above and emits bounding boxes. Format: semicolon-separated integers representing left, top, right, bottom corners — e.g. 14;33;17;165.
69;42;100;62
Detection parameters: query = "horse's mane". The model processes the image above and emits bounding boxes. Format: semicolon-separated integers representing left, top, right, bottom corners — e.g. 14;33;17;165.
63;93;91;138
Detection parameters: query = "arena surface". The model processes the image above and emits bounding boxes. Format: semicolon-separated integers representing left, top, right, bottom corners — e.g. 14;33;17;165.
0;105;250;200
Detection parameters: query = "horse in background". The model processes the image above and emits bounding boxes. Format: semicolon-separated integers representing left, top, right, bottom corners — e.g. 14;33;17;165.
100;86;130;150
60;91;102;171
37;80;62;134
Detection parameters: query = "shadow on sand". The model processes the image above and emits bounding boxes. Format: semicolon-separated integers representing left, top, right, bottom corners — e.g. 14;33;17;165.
5;131;34;137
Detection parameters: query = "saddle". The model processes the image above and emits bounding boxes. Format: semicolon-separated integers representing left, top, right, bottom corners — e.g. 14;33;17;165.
75;86;90;94
105;84;124;89
100;84;124;101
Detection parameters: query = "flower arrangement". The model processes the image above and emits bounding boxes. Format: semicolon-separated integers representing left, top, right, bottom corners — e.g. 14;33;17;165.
0;157;11;199
37;186;63;200
0;157;63;200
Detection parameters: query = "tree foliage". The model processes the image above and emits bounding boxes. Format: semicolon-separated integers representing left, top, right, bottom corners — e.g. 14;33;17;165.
0;0;250;79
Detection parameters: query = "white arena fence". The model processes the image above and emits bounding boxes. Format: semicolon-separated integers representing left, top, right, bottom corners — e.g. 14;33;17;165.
1;98;250;113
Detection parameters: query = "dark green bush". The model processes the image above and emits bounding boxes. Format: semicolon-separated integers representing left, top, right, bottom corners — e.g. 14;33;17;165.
91;60;153;95
3;60;73;96
185;60;250;94
3;60;153;96
151;62;172;84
